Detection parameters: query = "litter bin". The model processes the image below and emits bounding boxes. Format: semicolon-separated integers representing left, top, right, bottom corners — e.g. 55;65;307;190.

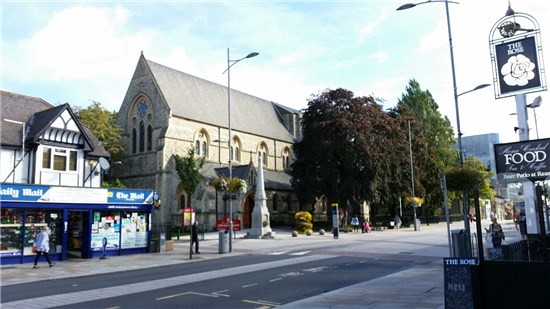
451;229;466;257
219;231;229;254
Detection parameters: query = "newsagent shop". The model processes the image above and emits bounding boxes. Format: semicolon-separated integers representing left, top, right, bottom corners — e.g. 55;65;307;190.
0;183;155;265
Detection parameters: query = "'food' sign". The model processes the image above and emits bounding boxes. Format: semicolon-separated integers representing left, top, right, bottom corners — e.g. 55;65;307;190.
495;138;550;182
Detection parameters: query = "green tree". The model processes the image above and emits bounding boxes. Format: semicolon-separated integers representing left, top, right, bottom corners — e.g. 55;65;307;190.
174;148;205;208
390;80;457;219
74;101;123;161
291;88;407;218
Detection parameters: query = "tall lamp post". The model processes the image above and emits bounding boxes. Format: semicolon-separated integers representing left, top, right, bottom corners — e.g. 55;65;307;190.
223;48;258;252
408;120;418;231
398;1;490;257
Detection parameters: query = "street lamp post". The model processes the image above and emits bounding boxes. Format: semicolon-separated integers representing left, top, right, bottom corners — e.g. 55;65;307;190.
398;1;490;257
223;48;258;252
408;120;418;231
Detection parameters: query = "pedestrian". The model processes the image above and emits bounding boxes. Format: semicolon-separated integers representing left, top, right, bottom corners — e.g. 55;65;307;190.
33;226;55;269
351;215;359;233
191;221;200;254
469;212;475;223
487;217;505;248
364;220;371;233
394;215;402;231
518;211;527;240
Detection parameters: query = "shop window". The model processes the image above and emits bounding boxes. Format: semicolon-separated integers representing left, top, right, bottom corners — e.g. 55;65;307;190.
120;212;149;249
91;211;121;252
1;209;24;256
0;209;62;257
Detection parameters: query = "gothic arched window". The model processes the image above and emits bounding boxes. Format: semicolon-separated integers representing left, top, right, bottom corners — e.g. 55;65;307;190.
195;129;209;158
129;98;154;154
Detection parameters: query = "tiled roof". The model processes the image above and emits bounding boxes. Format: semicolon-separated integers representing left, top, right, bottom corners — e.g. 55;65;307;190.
0;90;109;157
146;59;296;142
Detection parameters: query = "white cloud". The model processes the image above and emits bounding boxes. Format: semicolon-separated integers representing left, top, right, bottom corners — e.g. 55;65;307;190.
14;6;154;81
369;52;388;62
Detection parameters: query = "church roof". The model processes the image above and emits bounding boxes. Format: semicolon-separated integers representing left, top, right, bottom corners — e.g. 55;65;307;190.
144;57;296;142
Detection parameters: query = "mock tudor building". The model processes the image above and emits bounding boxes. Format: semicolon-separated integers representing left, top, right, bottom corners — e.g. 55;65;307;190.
0;91;155;264
115;52;327;232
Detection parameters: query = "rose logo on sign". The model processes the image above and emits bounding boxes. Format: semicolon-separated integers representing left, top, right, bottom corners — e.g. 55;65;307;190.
501;54;536;87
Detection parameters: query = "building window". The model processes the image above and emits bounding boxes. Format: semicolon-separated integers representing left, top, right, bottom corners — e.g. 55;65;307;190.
147;125;152;151
195;129;209;158
42;148;52;169
258;142;268;167
42;147;78;172
132;129;137;154
232;136;241;164
129;98;153;154
69;151;77;171
273;193;278;211
139;121;145;153
282;147;291;170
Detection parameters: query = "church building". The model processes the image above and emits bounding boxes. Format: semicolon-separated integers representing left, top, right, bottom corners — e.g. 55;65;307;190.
115;53;327;233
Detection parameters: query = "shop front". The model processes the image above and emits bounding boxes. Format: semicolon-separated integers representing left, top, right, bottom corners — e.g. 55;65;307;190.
0;184;155;264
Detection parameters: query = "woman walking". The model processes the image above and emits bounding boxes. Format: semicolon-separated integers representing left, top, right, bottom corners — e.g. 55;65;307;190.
33;226;55;269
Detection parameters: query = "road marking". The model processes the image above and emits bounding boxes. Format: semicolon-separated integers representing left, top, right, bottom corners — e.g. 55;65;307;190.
269;278;283;282
156;291;219;300
279;272;303;277
242;283;258;288
1;255;332;309
243;299;281;307
211;289;230;297
268;251;288;255
303;266;329;273
290;251;311;255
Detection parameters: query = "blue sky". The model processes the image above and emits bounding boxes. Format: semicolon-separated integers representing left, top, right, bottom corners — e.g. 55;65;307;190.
2;0;548;143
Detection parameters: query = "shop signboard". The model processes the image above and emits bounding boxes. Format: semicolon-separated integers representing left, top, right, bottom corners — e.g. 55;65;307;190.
494;138;550;182
0;184;154;205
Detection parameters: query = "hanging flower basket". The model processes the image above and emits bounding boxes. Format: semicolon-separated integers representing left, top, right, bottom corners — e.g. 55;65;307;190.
405;196;424;207
211;177;247;193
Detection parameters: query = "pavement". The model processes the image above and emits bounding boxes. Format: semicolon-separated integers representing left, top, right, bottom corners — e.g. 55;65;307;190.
0;220;521;308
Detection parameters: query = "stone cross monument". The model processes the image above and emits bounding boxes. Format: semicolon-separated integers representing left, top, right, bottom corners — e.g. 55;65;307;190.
248;156;272;238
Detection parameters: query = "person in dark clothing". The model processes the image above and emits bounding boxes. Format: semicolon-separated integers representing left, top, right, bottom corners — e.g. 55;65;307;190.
191;221;200;254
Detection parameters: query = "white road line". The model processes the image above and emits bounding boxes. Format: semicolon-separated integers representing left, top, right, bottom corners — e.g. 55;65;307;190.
1;255;333;309
269;278;283;282
268;251;288;255
290;251;311;255
211;290;230;297
242;283;258;288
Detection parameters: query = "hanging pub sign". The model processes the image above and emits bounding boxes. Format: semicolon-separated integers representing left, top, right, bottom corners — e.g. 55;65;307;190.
494;138;550;182
489;11;546;98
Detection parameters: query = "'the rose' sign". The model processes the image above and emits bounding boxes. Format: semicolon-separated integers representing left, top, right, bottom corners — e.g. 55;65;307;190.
495;138;550;182
495;36;542;96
